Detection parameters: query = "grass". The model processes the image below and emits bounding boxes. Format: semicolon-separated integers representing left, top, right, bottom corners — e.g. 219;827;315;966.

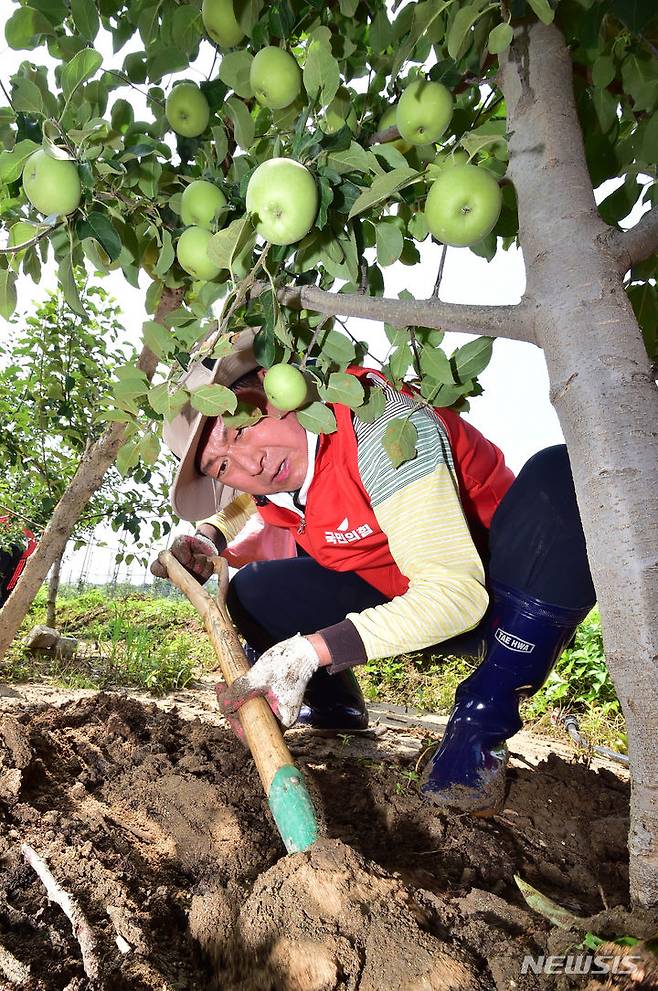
2;589;625;752
2;585;215;696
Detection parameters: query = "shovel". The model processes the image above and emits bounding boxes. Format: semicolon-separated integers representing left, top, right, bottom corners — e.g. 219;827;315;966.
157;550;319;854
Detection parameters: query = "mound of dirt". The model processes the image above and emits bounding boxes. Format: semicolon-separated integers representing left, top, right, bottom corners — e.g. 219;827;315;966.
0;693;652;991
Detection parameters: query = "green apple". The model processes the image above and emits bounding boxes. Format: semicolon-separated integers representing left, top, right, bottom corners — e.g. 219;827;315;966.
263;364;308;412
22;150;81;217
246;158;318;246
322;87;357;135
165;83;210;138
176;226;221;280
377;105;411;153
180;180;227;229
250;47;301;110
424;163;502;247
396;80;453;146
201;0;244;47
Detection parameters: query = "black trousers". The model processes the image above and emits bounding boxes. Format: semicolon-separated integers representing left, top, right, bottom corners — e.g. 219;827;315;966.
226;445;597;656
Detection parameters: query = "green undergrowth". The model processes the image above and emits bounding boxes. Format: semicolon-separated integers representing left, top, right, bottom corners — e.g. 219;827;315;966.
3;591;625;752
2;586;215;696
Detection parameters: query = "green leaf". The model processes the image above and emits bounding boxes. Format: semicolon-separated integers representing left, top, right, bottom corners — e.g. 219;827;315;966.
348;166;420;220
514;876;587;929
592;55;615;89
138;3;161;46
353;385;386;423
189;384;238;416
303;32;340;106
628;283;658;362
142;319;172;359
147;383;188;417
487;22;513;55
388;343;412;380
236;0;264;37
426;381;466;407
0;139;40;183
296;401;337;434
76;212;122;261
147;46;189;84
408;210;429;241
621;54;658;114
211;124;228;163
391;0;452;79
447;2;484;60
382;418;417;468
453;336;493;382
62;48;103;102
155;229;175;277
209;216;251;270
70;0;99;40
222;402;263;429
317;327;356;364
140;432;160;465
5;6;55;49
12;78;45;116
172;5;203;53
376;221;404;266
57;255;87;317
597;178;640;225
420;345;452;383
592;87;618;134
0;270;17;322
319;372;365;407
219;50;254;99
526;0;555;24
116;436;140;476
327;142;377;175
224;96;255;151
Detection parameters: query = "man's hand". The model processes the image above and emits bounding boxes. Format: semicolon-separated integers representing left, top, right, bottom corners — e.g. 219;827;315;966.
215;634;321;737
150;533;217;583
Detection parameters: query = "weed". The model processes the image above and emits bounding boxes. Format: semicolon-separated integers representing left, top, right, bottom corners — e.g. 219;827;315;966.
394;769;420;794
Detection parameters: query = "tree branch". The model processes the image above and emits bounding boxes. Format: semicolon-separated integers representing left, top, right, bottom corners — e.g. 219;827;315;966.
0;224;63;254
252;283;537;345
608;204;658;275
366;125;400;147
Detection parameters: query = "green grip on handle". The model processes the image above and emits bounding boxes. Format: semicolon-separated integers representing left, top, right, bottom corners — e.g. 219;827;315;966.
267;764;319;853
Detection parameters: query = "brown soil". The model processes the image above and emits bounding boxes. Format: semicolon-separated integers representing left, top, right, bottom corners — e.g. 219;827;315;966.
0;688;655;991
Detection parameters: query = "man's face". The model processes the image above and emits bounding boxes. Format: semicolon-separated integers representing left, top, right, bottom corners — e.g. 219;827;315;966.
197;374;308;496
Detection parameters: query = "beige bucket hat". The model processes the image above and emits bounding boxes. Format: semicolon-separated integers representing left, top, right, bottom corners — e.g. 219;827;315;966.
163;327;259;522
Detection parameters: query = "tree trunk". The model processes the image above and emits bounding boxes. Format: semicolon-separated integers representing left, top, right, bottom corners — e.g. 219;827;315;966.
0;287;183;661
45;554;62;629
500;25;658;907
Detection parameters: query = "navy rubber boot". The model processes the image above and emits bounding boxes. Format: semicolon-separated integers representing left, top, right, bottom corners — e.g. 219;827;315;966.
420;582;590;815
243;646;369;731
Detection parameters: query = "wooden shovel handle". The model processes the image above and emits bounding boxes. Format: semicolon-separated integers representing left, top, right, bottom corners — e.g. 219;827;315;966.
158;550;296;793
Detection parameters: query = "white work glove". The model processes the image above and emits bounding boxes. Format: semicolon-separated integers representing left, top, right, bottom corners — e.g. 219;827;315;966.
215;634;321;736
150;533;218;583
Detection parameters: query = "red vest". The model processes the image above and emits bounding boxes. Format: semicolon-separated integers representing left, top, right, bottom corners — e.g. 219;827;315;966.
0;517;37;593
258;368;514;598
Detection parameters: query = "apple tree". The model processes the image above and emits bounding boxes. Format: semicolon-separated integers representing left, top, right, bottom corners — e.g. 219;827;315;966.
0;278;176;622
0;0;656;904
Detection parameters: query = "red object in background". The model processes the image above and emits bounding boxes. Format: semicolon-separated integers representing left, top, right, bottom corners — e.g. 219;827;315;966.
0;516;38;594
